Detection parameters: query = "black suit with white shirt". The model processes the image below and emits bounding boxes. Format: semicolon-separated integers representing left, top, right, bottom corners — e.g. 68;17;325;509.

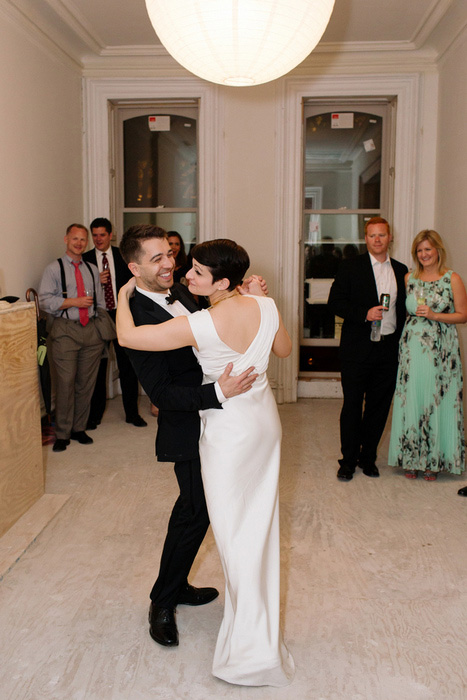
328;252;408;470
125;284;222;607
83;245;141;423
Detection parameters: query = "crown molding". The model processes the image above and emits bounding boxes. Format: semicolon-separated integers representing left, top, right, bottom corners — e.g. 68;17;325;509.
410;0;455;48
316;40;419;54
0;0;82;71
100;45;167;58
292;47;438;75
80;51;439;81
30;0;104;52
427;0;467;64
81;53;190;80
3;0;466;76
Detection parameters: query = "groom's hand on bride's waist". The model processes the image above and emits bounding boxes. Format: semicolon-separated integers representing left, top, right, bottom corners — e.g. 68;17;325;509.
218;362;258;398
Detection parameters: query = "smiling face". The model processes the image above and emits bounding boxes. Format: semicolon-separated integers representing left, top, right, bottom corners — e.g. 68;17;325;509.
168;235;181;259
416;239;439;270
128;237;175;293
91;226;112;252
64;226;88;261
365;222;392;261
185;258;217;297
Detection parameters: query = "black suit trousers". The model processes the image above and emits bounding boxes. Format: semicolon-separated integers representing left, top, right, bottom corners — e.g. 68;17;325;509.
150;457;210;607
88;309;140;422
339;333;399;468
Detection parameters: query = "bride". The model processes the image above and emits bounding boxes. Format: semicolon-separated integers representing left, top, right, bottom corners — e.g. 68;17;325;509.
117;238;295;687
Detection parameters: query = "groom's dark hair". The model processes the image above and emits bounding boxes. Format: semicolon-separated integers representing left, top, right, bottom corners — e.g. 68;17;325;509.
191;239;250;291
120;224;167;264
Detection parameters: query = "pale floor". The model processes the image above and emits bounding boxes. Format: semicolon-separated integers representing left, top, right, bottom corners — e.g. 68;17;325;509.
1;397;466;700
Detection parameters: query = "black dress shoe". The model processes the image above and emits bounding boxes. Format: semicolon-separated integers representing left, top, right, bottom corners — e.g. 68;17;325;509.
86;420;98;430
70;431;93;445
458;485;467;496
53;439;70;452
360;464;380;477
148;604;179;647
337;464;355;481
177;583;219;606
126;415;148;427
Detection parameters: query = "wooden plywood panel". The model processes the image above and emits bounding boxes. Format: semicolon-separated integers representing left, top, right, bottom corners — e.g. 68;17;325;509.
0;302;44;537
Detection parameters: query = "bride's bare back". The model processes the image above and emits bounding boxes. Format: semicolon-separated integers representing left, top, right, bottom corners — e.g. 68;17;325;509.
209;295;261;354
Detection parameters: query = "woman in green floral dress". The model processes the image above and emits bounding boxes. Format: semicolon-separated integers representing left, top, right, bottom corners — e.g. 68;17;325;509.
388;230;467;480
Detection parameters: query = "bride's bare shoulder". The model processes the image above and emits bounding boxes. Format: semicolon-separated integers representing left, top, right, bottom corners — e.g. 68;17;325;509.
210;294;261;324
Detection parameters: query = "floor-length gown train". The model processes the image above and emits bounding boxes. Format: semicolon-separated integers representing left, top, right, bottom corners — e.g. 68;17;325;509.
188;295;294;687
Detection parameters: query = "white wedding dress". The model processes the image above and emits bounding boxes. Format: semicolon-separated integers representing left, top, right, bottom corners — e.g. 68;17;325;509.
188;295;295;687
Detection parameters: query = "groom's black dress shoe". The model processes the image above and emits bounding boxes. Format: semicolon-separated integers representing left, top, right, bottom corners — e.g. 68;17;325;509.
360;464;380;477
177;583;219;606
148;604;179;647
337;463;355;481
458;485;467;496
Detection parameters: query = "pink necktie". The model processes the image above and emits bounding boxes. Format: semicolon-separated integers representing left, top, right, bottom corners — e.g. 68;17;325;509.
72;261;89;326
102;253;115;311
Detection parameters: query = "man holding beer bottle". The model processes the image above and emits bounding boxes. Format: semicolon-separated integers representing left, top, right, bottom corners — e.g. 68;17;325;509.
328;217;408;481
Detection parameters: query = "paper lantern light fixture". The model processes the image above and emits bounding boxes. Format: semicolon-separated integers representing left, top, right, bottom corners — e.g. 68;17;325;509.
145;0;336;87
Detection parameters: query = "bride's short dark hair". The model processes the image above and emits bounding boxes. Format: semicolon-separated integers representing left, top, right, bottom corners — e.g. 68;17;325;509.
191;239;250;291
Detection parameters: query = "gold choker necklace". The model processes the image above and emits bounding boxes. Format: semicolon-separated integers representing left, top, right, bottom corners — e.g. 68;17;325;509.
208;290;239;308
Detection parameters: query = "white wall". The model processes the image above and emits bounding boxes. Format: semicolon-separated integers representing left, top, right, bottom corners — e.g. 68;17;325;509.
0;13;83;300
436;29;467;395
220;82;278;292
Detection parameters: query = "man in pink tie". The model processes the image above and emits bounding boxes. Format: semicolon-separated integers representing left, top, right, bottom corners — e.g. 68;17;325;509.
39;224;106;452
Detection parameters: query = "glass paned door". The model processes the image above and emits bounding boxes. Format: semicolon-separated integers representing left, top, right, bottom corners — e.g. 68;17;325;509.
112;102;198;252
301;101;395;373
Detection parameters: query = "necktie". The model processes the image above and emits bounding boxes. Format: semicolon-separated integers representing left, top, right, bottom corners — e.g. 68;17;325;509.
102;252;115;311
72;261;89;326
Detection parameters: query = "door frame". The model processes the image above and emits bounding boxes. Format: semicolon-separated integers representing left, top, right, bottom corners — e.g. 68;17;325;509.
274;73;428;402
83;77;222;241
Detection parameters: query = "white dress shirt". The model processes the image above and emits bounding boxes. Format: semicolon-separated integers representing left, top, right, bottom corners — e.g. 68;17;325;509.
369;253;397;335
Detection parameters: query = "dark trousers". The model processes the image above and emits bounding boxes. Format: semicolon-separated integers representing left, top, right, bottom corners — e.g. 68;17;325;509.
150;457;210;608
88;309;140;423
339;334;399;468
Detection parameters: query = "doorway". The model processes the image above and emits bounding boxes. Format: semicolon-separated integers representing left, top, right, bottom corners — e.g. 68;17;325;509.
300;99;396;376
109;100;199;251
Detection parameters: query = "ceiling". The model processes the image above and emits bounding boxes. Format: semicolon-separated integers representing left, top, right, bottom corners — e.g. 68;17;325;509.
6;0;467;68
45;0;449;48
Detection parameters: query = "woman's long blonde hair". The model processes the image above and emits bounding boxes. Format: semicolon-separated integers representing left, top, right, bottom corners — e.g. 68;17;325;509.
411;229;447;279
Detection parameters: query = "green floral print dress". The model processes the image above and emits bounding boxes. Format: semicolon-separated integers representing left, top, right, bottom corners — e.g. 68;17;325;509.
388;271;465;474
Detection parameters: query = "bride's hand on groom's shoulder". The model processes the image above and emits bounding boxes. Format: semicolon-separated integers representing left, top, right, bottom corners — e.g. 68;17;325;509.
238;275;268;297
119;277;137;301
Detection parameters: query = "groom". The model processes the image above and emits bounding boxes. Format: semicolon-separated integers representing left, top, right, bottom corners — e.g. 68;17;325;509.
119;224;259;648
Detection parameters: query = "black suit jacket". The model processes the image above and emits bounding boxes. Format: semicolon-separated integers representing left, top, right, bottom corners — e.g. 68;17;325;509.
126;285;222;462
83;245;132;294
328;252;408;362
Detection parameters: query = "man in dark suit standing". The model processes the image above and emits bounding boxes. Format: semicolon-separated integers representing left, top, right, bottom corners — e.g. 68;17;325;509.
328;217;408;481
83;218;147;428
119;224;258;648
